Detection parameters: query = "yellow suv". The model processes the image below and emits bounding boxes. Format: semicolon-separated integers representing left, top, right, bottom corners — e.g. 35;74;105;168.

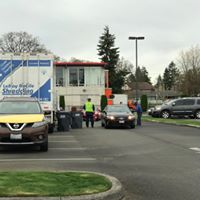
0;97;48;151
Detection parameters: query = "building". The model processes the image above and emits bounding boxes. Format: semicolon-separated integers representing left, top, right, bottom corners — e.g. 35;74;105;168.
54;62;107;110
125;81;156;100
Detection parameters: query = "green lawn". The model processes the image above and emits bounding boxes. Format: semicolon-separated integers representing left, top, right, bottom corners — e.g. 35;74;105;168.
0;171;112;197
142;115;200;127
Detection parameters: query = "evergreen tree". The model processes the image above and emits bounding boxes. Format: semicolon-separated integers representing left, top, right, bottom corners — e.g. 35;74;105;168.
127;66;151;85
100;95;108;111
59;96;65;110
163;61;179;90
163;68;170;90
141;95;148;112
155;74;163;89
168;61;179;90
113;57;131;93
97;26;120;92
139;66;151;84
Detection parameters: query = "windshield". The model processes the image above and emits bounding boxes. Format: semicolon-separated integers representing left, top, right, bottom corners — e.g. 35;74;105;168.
0;101;42;114
107;105;130;113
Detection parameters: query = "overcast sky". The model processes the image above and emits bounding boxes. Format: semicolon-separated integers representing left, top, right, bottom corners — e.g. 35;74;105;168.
0;0;199;82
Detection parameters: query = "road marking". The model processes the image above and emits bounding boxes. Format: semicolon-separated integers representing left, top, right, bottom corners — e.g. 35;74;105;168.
49;147;87;150
0;158;96;162
49;140;77;143
189;147;200;153
49;136;74;138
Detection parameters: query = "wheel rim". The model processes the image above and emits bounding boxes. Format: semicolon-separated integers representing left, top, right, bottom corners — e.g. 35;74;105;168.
162;111;169;119
196;111;200;119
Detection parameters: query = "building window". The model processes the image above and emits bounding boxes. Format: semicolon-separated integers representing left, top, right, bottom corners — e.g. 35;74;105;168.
56;67;64;86
79;68;84;86
69;67;84;86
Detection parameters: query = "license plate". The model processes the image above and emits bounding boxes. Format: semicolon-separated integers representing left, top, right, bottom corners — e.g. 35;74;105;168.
10;133;22;140
119;120;125;123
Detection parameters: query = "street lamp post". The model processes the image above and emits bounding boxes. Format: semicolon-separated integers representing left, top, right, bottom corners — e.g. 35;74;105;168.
128;36;145;100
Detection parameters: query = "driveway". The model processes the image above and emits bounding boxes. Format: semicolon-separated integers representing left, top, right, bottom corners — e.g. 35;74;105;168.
0;121;200;200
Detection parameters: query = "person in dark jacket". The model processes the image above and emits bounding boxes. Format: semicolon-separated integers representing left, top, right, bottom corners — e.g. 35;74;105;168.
83;98;95;128
134;102;142;126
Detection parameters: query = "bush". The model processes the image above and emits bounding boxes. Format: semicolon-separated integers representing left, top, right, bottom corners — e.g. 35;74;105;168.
141;95;148;112
101;95;107;111
59;96;65;110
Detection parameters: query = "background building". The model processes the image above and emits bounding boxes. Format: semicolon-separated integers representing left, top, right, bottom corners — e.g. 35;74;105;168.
54;62;106;110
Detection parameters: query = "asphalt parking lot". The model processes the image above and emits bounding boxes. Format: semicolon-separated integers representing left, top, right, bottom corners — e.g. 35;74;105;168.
1;121;200;200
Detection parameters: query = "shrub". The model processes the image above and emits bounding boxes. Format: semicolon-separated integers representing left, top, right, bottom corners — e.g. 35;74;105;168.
59;96;65;110
101;95;107;111
141;95;148;112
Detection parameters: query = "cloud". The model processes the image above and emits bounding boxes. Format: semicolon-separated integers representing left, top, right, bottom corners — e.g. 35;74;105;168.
0;0;200;80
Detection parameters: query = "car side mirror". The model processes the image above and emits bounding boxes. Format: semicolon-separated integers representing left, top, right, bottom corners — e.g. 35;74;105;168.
172;102;176;106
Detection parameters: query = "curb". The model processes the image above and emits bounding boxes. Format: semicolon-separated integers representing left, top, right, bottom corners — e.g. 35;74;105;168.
0;172;125;200
143;119;200;129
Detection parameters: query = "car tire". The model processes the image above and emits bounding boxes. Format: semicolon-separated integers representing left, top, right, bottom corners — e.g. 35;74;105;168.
48;125;54;133
195;110;200;119
130;124;135;129
161;110;170;119
40;141;48;152
105;121;109;129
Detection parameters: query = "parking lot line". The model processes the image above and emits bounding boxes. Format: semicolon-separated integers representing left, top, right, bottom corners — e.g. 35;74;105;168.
189;147;200;153
0;158;96;162
49;147;87;150
49;140;77;143
49;135;74;138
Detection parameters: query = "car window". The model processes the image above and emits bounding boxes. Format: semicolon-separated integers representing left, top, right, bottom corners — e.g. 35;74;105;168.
182;99;195;105
0;101;42;114
197;99;200;105
174;99;195;106
107;105;130;112
174;99;184;106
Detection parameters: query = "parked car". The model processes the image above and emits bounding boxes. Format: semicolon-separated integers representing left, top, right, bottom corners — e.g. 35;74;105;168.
101;104;135;128
82;107;101;121
0;97;48;151
147;107;154;115
151;97;200;119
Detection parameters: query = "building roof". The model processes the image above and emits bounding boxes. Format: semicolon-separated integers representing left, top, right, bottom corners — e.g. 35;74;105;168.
127;82;155;91
54;62;107;67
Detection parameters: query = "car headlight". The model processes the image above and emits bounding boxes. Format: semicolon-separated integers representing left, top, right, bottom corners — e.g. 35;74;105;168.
155;106;161;111
32;121;47;128
107;115;115;120
128;115;134;120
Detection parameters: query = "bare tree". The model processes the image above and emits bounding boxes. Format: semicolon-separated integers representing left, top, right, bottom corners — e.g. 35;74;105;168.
177;46;200;96
0;31;48;53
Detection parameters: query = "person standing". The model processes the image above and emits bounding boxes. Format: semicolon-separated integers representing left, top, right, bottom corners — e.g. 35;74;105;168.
128;99;136;113
83;98;95;128
134;102;142;126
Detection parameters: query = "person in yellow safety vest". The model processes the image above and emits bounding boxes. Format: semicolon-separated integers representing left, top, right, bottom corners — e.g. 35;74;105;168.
83;98;95;128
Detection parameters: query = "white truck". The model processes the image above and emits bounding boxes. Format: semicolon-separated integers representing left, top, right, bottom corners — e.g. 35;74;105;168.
112;94;128;105
0;53;55;132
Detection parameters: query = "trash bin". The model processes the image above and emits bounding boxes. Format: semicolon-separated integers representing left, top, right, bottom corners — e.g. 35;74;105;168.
56;111;71;131
71;111;83;129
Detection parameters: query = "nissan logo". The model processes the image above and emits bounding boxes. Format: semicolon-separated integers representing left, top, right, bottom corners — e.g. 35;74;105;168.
13;123;20;129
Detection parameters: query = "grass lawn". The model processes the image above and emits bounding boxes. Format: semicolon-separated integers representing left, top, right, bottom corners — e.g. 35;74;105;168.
0;171;112;197
142;115;200;127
